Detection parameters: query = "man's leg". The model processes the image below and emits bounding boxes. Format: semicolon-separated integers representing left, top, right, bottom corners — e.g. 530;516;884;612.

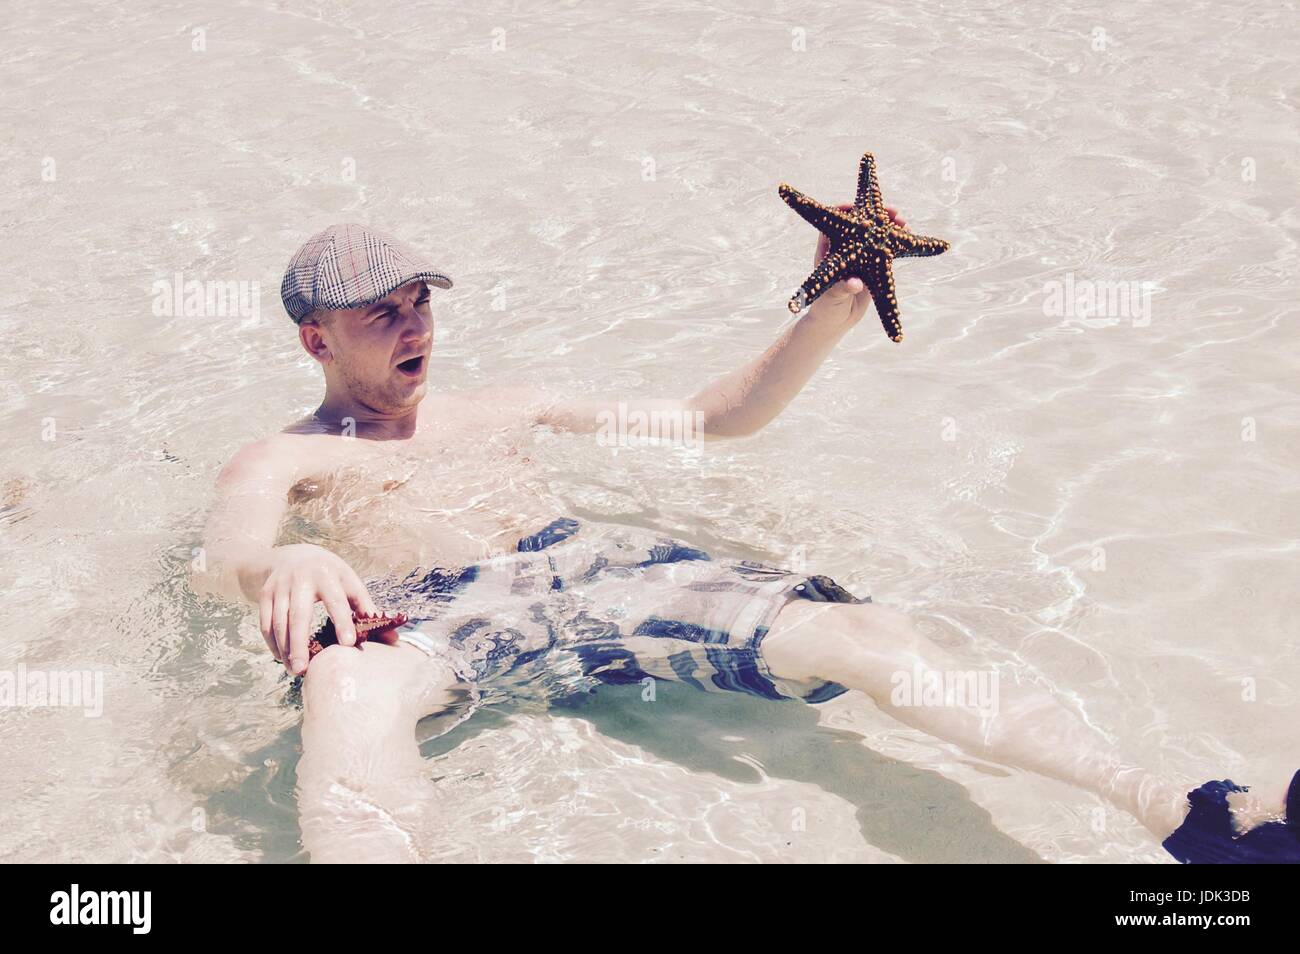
296;642;463;863
760;599;1240;841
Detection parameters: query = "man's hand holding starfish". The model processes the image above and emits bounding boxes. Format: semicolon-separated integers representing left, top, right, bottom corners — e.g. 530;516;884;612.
805;203;910;326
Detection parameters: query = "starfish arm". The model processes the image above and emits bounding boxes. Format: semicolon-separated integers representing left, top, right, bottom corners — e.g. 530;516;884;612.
854;152;885;216
861;255;903;342
787;251;849;313
778;183;852;235
893;231;950;259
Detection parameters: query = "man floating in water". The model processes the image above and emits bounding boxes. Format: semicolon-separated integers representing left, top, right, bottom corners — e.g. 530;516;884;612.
190;222;1298;864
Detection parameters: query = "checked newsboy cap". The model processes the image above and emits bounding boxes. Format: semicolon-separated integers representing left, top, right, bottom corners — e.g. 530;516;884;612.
280;223;453;323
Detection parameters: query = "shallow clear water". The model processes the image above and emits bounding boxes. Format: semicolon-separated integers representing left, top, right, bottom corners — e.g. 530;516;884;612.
0;0;1296;862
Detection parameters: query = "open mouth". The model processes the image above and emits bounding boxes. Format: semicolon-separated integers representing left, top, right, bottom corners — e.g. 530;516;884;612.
395;355;426;377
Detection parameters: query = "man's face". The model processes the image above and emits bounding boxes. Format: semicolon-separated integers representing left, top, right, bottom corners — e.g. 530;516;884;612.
301;280;435;413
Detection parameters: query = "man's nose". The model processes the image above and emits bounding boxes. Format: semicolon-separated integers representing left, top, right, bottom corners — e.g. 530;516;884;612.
400;306;433;342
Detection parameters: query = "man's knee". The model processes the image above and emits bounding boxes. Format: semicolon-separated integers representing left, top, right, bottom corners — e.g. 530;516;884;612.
303;642;457;718
303;642;362;685
302;644;400;715
844;603;917;645
787;600;914;646
765;601;915;683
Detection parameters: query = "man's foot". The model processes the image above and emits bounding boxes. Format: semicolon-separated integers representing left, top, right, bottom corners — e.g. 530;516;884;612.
1162;770;1300;863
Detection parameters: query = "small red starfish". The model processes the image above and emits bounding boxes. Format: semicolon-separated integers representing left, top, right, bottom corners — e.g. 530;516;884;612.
307;611;409;658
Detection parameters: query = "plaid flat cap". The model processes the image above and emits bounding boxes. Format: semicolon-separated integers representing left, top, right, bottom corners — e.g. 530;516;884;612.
280;223;453;322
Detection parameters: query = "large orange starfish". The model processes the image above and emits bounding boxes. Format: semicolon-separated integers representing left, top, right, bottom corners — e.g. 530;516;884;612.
779;151;949;342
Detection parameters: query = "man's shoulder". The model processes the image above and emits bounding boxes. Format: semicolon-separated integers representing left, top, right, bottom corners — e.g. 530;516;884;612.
216;433;304;488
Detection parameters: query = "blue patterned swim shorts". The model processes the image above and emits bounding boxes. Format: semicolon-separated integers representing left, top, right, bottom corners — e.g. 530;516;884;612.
364;517;871;712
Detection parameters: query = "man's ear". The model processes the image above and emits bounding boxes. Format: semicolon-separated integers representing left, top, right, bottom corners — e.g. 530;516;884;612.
299;319;333;363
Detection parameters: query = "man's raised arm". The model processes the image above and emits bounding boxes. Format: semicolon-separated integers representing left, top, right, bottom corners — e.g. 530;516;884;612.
499;274;873;440
679;273;871;437
499;205;909;439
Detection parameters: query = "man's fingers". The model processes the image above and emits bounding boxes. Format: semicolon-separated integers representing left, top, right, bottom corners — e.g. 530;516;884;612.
286;582;317;675
342;566;378;618
272;584;290;664
259;588;278;661
824;276;865;301
320;581;357;649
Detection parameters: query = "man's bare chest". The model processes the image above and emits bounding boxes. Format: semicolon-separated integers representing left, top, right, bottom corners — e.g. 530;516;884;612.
286;425;536;512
